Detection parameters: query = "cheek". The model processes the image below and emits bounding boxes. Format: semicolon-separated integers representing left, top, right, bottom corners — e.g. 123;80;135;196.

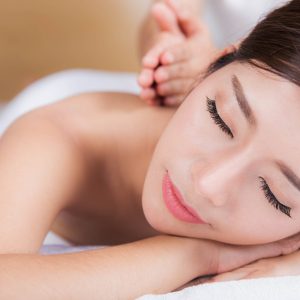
164;92;235;162
156;96;212;160
217;198;298;245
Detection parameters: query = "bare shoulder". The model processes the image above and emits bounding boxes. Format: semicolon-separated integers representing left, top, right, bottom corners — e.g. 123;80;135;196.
36;92;175;245
0;92;175;252
40;92;176;158
0;109;88;253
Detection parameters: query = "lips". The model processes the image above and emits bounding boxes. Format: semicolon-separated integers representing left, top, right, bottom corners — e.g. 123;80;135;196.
162;171;207;224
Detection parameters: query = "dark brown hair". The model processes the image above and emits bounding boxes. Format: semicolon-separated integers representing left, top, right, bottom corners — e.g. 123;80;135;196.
208;0;300;87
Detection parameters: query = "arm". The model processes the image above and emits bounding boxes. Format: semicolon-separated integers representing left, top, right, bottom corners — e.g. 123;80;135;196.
0;235;216;299
206;248;300;283
0;108;87;253
2;233;300;299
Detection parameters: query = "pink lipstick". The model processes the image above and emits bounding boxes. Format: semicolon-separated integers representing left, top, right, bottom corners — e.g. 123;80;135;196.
162;171;206;224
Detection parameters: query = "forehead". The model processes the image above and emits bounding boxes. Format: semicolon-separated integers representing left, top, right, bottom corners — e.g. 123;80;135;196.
204;62;300;161
211;62;300;103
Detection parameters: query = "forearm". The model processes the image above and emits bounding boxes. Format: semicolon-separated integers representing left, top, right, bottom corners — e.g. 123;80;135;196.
139;0;202;58
0;235;215;299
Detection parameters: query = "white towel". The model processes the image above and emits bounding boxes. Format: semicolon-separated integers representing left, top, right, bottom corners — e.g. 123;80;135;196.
137;275;300;300
0;69;140;134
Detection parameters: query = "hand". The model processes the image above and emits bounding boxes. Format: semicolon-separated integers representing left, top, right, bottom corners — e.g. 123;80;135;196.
174;232;300;291
216;232;300;275
207;249;300;283
138;1;185;106
138;0;218;107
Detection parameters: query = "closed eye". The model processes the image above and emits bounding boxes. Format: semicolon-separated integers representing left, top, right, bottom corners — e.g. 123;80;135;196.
259;177;291;218
206;97;234;138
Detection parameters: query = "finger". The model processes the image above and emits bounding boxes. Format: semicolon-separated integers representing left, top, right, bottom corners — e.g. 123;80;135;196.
164;95;186;107
151;2;181;34
142;2;182;68
178;12;204;37
160;44;191;65
138;68;155;88
142;45;162;68
245;271;270;280
140;88;156;101
277;231;300;255
164;0;203;36
154;62;195;82
142;32;184;69
143;36;178;68
210;269;251;282
156;78;195;96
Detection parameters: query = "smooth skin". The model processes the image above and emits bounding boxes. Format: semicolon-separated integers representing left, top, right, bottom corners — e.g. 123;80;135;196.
0;85;300;298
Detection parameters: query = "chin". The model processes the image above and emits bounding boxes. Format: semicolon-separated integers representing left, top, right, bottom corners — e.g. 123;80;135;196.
141;195;164;233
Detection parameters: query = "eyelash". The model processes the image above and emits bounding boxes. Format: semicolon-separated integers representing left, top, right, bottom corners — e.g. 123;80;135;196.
206;97;234;138
259;177;291;217
206;97;291;218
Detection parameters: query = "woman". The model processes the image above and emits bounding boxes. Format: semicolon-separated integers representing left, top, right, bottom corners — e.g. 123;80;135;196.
0;0;299;298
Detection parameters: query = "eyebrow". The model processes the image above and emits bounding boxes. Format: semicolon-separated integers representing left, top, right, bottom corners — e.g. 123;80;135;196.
276;161;300;193
232;75;256;126
231;76;300;195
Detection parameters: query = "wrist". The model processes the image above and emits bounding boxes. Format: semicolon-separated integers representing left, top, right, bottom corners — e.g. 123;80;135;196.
163;235;219;277
192;238;219;276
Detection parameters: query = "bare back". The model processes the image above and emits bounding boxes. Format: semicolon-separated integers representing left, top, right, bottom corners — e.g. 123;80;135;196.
45;92;176;246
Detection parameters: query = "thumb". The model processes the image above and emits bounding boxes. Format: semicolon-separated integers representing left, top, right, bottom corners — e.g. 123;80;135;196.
178;11;204;37
151;2;181;34
164;0;203;37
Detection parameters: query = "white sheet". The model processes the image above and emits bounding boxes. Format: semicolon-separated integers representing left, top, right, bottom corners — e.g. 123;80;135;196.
137;276;300;300
0;69;140;135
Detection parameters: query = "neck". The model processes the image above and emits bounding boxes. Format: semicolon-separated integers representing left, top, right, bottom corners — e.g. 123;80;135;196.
126;106;176;237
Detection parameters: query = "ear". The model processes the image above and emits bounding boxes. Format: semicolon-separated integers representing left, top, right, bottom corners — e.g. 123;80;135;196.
211;42;240;62
218;43;239;57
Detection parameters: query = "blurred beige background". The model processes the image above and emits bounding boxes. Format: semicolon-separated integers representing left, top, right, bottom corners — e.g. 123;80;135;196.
0;0;151;101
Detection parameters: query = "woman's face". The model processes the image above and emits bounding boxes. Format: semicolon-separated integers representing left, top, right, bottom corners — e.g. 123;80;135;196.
142;62;300;245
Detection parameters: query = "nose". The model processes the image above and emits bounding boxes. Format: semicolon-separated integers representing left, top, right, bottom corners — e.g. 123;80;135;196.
191;148;252;207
